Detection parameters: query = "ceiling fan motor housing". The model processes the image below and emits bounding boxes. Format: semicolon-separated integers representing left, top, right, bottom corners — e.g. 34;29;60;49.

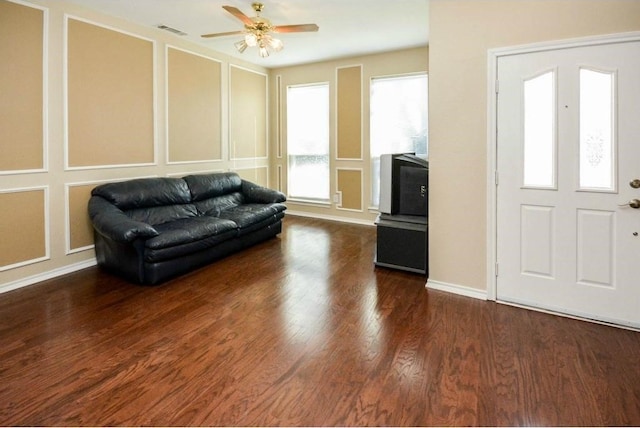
251;2;264;13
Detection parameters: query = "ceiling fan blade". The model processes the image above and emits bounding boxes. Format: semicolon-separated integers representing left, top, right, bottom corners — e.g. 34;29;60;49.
201;30;245;38
222;5;254;26
273;24;319;33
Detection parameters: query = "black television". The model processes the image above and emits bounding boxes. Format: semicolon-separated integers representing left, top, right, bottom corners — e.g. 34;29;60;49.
379;153;428;217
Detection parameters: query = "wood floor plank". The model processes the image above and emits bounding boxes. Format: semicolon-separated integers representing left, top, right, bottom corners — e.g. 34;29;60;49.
0;215;639;426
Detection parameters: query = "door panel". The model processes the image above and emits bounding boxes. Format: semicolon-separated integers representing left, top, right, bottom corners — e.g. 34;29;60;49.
496;40;640;328
576;209;614;287
520;205;555;278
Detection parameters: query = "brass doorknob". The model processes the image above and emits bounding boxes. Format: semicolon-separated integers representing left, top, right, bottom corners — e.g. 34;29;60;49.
630;179;640;189
619;199;640;209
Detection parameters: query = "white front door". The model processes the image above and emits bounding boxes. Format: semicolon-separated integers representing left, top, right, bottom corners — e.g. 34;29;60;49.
496;38;640;328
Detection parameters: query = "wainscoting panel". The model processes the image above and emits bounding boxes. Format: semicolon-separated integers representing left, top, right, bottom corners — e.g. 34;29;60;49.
66;17;155;168
166;46;222;164
66;183;96;253
235;166;269;187
229;65;267;160
0;0;45;173
336;168;363;211
336;65;362;160
0;187;48;270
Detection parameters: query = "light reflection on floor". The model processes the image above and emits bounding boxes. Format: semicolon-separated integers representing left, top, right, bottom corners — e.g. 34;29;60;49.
277;218;396;367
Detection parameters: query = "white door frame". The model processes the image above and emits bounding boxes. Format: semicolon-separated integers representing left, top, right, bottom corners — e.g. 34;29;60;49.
486;31;640;302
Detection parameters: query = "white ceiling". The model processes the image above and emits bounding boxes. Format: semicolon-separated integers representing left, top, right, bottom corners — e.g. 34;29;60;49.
63;0;429;68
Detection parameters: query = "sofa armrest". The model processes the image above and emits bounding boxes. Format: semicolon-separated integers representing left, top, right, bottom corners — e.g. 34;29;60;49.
88;196;159;243
241;180;287;204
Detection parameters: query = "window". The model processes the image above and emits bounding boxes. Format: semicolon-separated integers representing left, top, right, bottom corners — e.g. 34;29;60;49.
370;74;428;208
287;83;330;202
579;68;615;191
523;70;556;188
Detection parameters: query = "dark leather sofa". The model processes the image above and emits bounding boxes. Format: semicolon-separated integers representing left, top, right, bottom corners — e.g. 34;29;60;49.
88;172;286;285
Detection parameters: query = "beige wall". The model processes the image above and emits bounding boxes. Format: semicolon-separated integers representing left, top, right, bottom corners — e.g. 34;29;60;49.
0;0;269;292
428;0;640;292
270;47;428;224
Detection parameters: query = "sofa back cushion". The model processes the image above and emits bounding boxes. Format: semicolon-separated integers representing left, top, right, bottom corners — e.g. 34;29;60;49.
183;172;242;202
194;192;245;216
92;177;192;210
126;204;198;226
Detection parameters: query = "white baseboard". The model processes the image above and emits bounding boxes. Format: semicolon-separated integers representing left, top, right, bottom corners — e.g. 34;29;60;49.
426;279;488;300
285;210;375;227
0;259;97;295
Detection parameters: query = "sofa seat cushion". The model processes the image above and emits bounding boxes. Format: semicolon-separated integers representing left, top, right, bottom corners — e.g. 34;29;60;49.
218;203;287;235
146;216;237;250
144;217;238;263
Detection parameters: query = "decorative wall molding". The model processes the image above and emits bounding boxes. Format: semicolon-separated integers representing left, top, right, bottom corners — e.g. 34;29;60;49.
63;14;158;170
64;177;158;255
275;74;283;159
233;165;269;187
276;165;283;192
65;182;95;255
335;167;363;212
228;64;269;161
0;186;50;271
0;0;48;176
335;64;364;161
165;45;223;165
166;169;225;177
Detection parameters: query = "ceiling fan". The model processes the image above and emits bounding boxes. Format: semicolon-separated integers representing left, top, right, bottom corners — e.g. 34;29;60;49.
201;2;319;57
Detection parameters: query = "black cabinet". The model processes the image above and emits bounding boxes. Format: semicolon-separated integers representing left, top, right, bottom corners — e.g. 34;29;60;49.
374;214;428;275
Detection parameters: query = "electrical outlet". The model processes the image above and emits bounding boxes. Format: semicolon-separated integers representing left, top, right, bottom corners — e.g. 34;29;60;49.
333;193;340;203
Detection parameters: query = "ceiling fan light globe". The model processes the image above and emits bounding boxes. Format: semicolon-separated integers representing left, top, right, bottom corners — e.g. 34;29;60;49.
259;46;269;58
244;33;258;47
234;40;248;53
270;38;284;52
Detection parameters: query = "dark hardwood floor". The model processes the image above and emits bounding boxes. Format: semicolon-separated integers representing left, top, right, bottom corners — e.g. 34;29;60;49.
1;215;639;426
